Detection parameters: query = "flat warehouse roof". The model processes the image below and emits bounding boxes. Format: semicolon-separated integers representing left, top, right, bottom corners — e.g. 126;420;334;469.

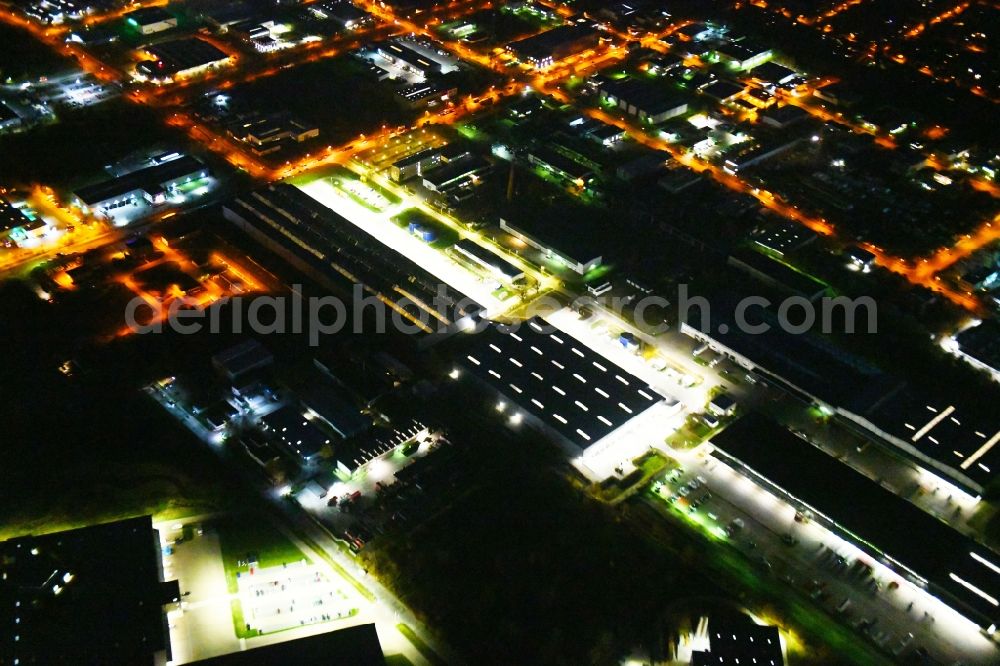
0;516;171;664
191;624;384;665
74;155;207;205
853;386;1000;489
225;184;482;329
0;101;18;121
955;320;1000;373
506;24;599;61
599;78;687;116
711;414;1000;627
0;197;32;233
452;238;523;281
500;212;604;269
683;297;998;492
145;37;229;72
463;317;664;449
728;247;826;298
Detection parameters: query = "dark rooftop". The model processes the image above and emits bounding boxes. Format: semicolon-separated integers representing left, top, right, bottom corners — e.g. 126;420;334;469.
74;155;208;206
212;339;274;382
141;38;230;76
599;77;687;116
692;616;783;666
955;320;1000;374
0;516;174;665
260;404;332;461
748;61;797;85
298;379;371;439
701;80;745;101
848;384;1000;491
750;220;817;255
191;624;384;665
727;247;827;300
506;24;599;62
125;6;174;24
0;196;33;235
500;208;605;268
529;144;593;181
759;104;810;127
711;414;1000;628
461;317;665;450
683;295;887;408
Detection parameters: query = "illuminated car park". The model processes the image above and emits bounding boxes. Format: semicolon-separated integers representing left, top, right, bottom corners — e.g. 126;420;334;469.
237;561;354;634
460;317;667;453
711;414;1000;634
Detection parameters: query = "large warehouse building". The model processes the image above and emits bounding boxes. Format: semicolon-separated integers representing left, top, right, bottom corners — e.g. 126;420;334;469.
499;216;603;276
681;299;1000;498
137;37;232;81
460;317;666;454
598;78;689;124
505;24;600;68
0;516;178;665
224;184;483;341
711;414;1000;632
73;154;210;218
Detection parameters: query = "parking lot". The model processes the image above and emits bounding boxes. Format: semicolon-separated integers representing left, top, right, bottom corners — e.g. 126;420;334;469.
238;562;355;634
647;449;1000;664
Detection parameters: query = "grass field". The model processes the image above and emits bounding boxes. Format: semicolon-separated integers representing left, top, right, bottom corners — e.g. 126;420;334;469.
391;208;460;249
397;623;446;666
215;517;309;594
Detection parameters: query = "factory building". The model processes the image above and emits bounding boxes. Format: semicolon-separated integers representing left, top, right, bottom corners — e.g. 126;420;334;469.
390;148;443;182
73;154;210;216
500;215;603;276
227;112;319;155
307;1;374;31
395;81;457;109
712;414;1000;632
375;41;441;79
124;7;177;35
527;145;595;187
950;320;1000;382
191;624;384;665
505;24;600;68
421;154;491;194
224;184;484;342
598;78;688;124
459;318;666;453
692;617;784;666
136;38;232;81
681;298;1000;497
260;404;331;464
450;238;525;284
759;104;810;129
0;100;24;133
723;137;803;173
0;516;178;665
0;196;46;245
714;41;773;71
727;248;828;302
